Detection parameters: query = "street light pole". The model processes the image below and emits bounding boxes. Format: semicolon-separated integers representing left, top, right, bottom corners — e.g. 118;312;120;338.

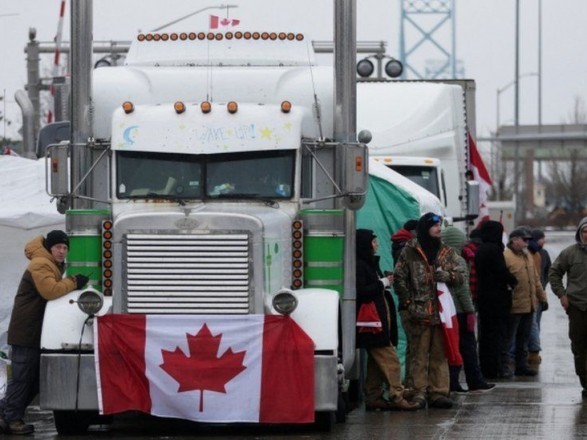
151;4;238;32
495;72;537;206
514;0;521;222
538;0;542;126
496;72;538;128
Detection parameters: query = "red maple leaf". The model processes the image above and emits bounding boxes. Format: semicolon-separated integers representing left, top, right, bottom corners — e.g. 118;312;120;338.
160;324;247;412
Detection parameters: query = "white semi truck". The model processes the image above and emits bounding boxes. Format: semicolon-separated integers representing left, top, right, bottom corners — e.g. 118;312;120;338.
357;80;480;224
38;1;372;434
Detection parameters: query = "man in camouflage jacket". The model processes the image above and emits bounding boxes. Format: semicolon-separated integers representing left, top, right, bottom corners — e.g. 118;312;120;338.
394;213;464;409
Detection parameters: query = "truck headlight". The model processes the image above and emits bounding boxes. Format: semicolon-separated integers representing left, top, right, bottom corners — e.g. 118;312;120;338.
272;289;298;315
77;288;104;316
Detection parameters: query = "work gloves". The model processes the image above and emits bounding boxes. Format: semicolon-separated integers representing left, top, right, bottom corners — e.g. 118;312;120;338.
75;274;89;290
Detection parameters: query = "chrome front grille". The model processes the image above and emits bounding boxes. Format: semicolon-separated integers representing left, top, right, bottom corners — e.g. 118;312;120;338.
124;233;250;314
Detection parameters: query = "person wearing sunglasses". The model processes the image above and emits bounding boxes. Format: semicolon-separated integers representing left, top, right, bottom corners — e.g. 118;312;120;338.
503;228;548;377
394;212;464;409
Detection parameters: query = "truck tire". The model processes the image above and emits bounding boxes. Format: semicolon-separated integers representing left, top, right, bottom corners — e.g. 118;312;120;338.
53;410;95;435
335;390;347;423
314;411;335;432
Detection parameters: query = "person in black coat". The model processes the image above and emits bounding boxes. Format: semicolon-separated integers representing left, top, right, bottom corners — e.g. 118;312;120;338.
355;229;418;411
475;221;518;379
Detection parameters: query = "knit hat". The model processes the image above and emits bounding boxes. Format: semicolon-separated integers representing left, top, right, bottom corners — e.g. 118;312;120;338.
417;212;442;234
531;229;545;240
403;219;418;233
441;226;466;252
44;230;69;250
416;212;442;264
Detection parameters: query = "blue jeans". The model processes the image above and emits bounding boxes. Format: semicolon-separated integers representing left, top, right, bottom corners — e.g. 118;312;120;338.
0;346;40;423
508;313;533;371
528;308;543;352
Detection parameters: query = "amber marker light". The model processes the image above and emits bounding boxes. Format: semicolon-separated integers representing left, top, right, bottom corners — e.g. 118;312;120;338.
355;156;364;172
201;101;212;114
227;101;238;114
281;101;292;113
296;33;304;41
174;101;186;114
122;102;134;114
137;34;146;42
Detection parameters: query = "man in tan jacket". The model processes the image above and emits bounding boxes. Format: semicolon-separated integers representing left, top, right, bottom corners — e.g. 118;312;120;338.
504;228;548;377
0;231;87;435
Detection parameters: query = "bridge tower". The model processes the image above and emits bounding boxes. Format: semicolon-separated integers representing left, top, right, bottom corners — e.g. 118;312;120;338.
399;0;463;79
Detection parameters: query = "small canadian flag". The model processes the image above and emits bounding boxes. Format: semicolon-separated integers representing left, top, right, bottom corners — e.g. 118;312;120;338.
209;15;241;29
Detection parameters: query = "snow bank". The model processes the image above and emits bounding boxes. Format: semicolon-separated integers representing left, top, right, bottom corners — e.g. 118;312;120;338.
0;156;64;229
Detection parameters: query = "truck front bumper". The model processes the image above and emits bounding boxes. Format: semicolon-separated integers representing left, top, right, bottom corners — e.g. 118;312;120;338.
40;352;338;412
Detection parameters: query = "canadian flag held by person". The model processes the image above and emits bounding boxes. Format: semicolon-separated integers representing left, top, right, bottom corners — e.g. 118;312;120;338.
468;132;493;224
94;314;314;423
436;282;463;366
209;15;241;29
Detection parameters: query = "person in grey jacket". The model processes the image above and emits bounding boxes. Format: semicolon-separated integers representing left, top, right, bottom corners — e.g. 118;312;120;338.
549;217;587;398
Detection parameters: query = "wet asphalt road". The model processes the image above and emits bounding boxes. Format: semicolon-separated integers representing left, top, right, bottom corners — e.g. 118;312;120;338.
2;228;586;439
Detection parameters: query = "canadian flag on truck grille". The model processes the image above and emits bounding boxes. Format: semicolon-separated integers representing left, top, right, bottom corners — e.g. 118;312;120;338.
94;314;314;423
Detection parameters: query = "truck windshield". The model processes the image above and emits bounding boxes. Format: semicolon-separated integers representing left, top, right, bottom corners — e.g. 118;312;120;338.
387;165;440;198
116;149;294;200
206;150;294;199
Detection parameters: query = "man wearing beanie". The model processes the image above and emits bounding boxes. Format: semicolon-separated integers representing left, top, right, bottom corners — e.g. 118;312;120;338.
441;226;495;393
0;230;88;435
550;217;587;398
394;213;464;409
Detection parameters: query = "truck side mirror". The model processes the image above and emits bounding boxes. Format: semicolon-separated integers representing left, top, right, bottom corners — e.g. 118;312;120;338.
466;180;480;218
46;141;69;197
341;143;368;210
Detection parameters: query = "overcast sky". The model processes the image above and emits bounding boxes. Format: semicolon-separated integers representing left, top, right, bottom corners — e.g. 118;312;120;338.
1;0;586;145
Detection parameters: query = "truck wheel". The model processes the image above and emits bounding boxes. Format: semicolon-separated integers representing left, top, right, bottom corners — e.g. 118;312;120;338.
53;410;95;435
335;390;347;423
314;411;335;432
